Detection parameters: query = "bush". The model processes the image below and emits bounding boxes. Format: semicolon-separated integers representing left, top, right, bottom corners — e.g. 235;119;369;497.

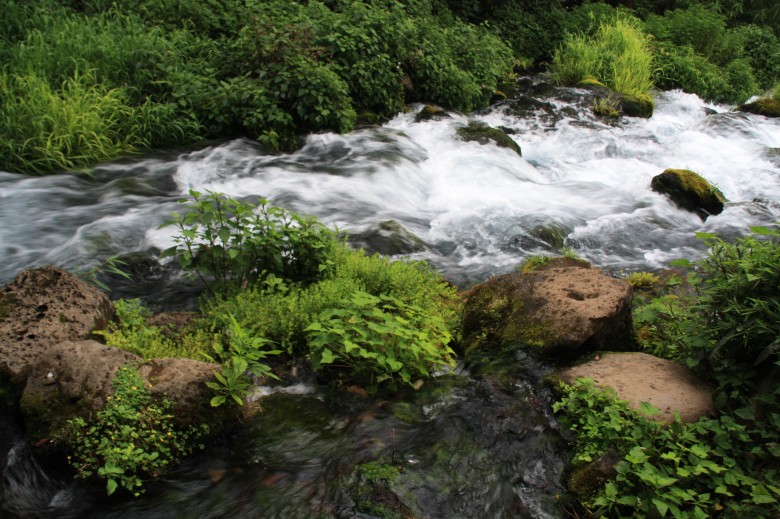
306;290;456;393
58;366;209;496
163;190;337;294
695;227;780;371
553;17;654;96
554;378;780;518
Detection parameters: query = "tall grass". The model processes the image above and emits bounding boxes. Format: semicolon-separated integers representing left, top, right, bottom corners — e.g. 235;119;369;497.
0;70;138;174
553;18;654;96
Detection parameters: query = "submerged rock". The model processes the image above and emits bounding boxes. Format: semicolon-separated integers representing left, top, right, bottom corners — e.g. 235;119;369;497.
462;266;634;361
555;352;715;423
456;121;522;156
414;105;450;122
348;220;428;256
651;168;726;220
0;267;114;384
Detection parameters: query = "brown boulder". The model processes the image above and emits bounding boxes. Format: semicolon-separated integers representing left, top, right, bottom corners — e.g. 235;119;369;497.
556;352;714;423
0;267;114;384
140;357;221;426
20;340;221;439
462;266;634;360
20;340;138;438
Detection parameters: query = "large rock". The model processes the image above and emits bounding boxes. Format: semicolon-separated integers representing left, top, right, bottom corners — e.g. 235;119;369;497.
556;352;715;423
20;340;138;438
0;267;114;384
348;220;428;256
20;340;221;438
651;168;726;220
738;98;780;118
462;265;634;360
618;93;654;118
456;121;522;156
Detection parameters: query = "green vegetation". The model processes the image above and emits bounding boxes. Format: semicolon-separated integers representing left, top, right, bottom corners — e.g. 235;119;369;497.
555;226;780;517
57;366;209;496
163;192;460;403
553;17;654;97
96;299;213;360
3;0;780;174
624;271;660;289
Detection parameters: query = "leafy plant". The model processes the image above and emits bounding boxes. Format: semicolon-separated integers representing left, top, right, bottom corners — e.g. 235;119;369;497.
306;290;455;394
59;365;209;496
163;190;336;294
206;313;281;407
554;378;780;518
695;226;780;370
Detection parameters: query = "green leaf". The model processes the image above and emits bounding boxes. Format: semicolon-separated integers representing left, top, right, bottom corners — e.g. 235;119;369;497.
653;498;669;517
107;478;118;495
320;348;337;365
210;395;227;407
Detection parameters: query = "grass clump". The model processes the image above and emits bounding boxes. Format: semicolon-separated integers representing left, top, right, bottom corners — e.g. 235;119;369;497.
553;17;654;97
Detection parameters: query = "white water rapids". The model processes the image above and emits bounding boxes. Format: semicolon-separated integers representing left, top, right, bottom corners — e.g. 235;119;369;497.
1;82;779;294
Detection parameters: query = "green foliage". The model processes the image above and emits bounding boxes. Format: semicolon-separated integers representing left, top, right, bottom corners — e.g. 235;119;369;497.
96;299;213;360
591;95;622;117
0;70;137;174
205;314;281;407
163;190;336;294
695;226;780;370
554;378;780;518
518;255;551;274
644;5;768;103
306;290;455;394
625;271;660;289
58;366;209;496
634;293;711;363
553;17;654;96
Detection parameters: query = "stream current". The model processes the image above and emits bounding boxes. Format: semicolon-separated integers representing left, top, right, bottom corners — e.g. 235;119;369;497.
1;78;779;518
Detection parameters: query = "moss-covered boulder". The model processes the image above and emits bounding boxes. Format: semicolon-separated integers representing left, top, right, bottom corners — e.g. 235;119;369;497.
414;104;450;122
651;168;726;220
554;352;715;424
567;447;620;499
738;98;780;118
456;121;522;156
462;266;634;362
619;93;654;118
0;267;114;384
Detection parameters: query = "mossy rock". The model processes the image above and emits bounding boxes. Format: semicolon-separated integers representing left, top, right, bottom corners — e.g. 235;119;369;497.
456;121;522;156
567;447;621;499
651;168;726;220
619;93;654;118
351;462;416;519
738;98;780;118
414;105;450;122
462;267;634;363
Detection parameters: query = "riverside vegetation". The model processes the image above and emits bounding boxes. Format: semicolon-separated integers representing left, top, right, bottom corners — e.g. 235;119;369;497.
556;226;780;517
2;0;780;174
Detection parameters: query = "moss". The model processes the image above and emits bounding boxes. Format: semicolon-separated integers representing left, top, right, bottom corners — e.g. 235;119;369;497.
578;76;607;88
738;98;780;118
519;256;551;274
619;93;654;118
352;462;414;519
456;121;522;156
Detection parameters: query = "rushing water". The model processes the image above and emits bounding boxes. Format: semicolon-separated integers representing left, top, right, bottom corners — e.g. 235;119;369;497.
2;78;780;518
